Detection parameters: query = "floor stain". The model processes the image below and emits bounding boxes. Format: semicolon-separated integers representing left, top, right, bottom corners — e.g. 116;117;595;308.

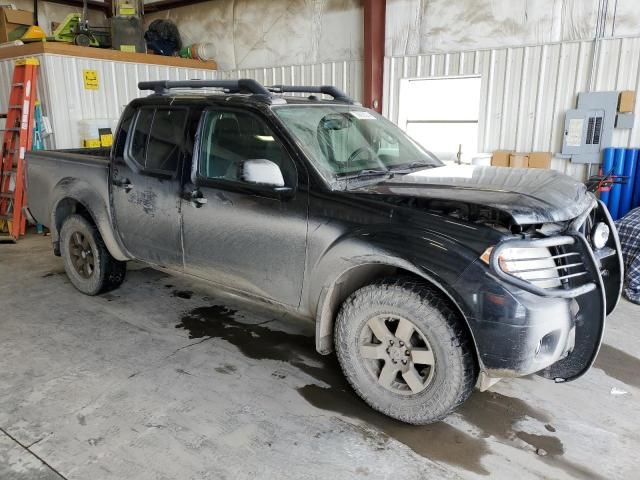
177;305;489;474
300;383;490;475
101;293;118;302
516;431;563;456
41;271;64;278
594;343;640;389
172;290;193;300
176;304;602;479
215;364;237;375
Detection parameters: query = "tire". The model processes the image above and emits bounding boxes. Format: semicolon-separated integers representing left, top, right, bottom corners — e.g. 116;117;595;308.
59;214;126;295
334;277;477;424
74;33;91;47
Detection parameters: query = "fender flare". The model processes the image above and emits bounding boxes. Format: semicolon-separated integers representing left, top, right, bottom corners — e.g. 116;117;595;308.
49;178;131;261
312;253;481;368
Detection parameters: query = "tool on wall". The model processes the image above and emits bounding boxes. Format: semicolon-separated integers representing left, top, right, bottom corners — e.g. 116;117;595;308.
0;58;39;242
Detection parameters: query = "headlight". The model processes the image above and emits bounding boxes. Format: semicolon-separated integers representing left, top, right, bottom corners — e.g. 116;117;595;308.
591;222;610;250
480;246;561;288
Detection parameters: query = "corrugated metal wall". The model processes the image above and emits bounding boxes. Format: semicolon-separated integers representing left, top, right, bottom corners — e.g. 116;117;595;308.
383;35;640;180
0;54;217;149
220;60;364;103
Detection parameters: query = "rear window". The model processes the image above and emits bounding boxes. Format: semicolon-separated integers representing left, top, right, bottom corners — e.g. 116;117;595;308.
129;107;188;174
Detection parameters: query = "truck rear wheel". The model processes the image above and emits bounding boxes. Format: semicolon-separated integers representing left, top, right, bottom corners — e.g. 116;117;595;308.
60;214;126;295
334;278;477;424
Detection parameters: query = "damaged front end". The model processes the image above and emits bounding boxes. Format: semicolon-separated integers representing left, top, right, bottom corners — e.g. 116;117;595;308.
455;198;623;388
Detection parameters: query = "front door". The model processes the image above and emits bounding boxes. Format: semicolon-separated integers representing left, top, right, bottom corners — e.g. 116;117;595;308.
111;105;188;269
181;108;308;307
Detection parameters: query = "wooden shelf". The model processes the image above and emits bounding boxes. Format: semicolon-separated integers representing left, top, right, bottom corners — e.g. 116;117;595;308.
0;43;217;70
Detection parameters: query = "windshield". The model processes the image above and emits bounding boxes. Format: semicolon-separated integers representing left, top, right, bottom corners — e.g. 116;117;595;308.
273;105;442;185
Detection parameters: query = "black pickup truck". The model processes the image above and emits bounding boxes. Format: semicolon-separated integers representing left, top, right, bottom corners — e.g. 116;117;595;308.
26;79;623;424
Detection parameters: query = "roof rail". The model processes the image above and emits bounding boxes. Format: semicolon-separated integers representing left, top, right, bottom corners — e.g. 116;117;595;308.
268;85;356;104
138;79;273;98
137;79;357;105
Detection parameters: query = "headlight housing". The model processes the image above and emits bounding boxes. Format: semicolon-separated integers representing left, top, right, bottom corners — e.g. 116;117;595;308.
481;246;561;288
591;222;610;250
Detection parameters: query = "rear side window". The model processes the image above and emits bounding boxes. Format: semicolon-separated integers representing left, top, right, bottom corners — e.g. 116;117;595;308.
114;107;135;158
128;107;188;174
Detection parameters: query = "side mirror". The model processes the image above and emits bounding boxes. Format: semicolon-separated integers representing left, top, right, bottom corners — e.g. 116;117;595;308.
241;159;287;189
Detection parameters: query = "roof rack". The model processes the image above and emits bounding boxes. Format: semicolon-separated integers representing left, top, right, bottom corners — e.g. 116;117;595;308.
268;85;356;104
138;79;272;97
137;79;356;105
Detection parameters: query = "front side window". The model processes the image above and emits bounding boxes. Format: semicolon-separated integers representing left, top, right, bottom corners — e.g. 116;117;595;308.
273;105;441;185
198;110;296;186
129;107;187;174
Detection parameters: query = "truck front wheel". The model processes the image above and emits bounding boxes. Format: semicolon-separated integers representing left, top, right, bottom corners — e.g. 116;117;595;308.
60;214;126;295
334;278;478;424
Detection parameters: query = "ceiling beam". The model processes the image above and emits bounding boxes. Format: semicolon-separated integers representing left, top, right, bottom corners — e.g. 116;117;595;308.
362;0;385;113
39;0;111;15
143;0;215;13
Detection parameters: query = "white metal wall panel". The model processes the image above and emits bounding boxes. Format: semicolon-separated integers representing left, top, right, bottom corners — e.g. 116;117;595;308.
0;54;218;149
220;60;364;103
384;35;640;181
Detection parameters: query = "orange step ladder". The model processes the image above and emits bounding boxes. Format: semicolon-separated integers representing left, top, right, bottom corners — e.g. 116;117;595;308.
0;58;39;242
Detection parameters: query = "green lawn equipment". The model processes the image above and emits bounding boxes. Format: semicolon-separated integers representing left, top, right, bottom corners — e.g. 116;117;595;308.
52;13;110;48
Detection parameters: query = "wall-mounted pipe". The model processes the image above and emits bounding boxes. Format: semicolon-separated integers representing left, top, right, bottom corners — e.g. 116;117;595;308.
608;148;626;219
600;147;616;207
619;148;638;218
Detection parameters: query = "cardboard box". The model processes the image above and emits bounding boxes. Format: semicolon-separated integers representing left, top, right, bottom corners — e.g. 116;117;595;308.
509;153;529;168
528;151;552;169
0;8;34;43
491;150;513;167
618;90;636;113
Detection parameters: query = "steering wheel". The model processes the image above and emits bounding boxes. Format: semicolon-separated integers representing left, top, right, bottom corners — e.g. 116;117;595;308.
347;146;376;164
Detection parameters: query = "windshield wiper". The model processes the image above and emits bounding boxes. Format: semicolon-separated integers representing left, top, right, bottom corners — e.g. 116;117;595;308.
338;168;392;180
388;162;436;174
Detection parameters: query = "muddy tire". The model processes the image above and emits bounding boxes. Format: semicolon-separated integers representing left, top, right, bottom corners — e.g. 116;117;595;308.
334;277;477;424
60;214;126;295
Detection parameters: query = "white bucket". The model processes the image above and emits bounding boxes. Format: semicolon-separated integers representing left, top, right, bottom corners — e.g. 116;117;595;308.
472;154;492;166
195;43;216;62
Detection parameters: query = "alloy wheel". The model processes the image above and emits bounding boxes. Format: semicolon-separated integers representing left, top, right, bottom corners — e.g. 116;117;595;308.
69;231;95;279
358;314;436;395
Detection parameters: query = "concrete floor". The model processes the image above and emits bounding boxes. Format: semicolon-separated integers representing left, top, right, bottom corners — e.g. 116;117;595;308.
1;234;639;480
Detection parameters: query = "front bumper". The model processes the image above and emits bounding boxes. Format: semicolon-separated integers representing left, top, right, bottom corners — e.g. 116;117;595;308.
453;200;623;383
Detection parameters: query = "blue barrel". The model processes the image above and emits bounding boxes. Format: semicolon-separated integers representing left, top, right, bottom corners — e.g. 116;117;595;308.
634;149;640;209
619;149;638;218
608;148;626;220
600;147;616;207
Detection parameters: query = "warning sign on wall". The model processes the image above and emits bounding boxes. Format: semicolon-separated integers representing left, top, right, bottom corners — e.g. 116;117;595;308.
83;70;99;90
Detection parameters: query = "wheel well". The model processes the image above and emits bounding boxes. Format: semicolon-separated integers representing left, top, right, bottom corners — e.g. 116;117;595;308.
52;198;96;255
315;264;479;363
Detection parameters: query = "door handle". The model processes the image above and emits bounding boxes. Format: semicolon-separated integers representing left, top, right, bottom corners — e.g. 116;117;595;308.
183;189;207;208
113;178;133;192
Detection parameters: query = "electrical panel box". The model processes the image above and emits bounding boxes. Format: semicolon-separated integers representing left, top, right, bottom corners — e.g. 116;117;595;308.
562;91;619;164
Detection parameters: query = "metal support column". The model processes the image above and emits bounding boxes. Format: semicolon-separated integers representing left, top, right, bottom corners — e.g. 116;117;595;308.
363;0;386;113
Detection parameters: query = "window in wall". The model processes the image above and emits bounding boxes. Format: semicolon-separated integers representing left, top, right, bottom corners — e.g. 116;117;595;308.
397;76;481;164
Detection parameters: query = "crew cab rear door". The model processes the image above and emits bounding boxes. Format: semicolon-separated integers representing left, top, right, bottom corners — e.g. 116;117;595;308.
181;107;308;307
111;105;190;269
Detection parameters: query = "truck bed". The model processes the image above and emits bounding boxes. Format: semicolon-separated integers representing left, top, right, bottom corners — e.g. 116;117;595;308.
26;149;111;229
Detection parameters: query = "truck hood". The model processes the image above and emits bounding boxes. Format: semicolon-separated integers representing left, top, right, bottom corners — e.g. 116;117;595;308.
353;165;594;225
